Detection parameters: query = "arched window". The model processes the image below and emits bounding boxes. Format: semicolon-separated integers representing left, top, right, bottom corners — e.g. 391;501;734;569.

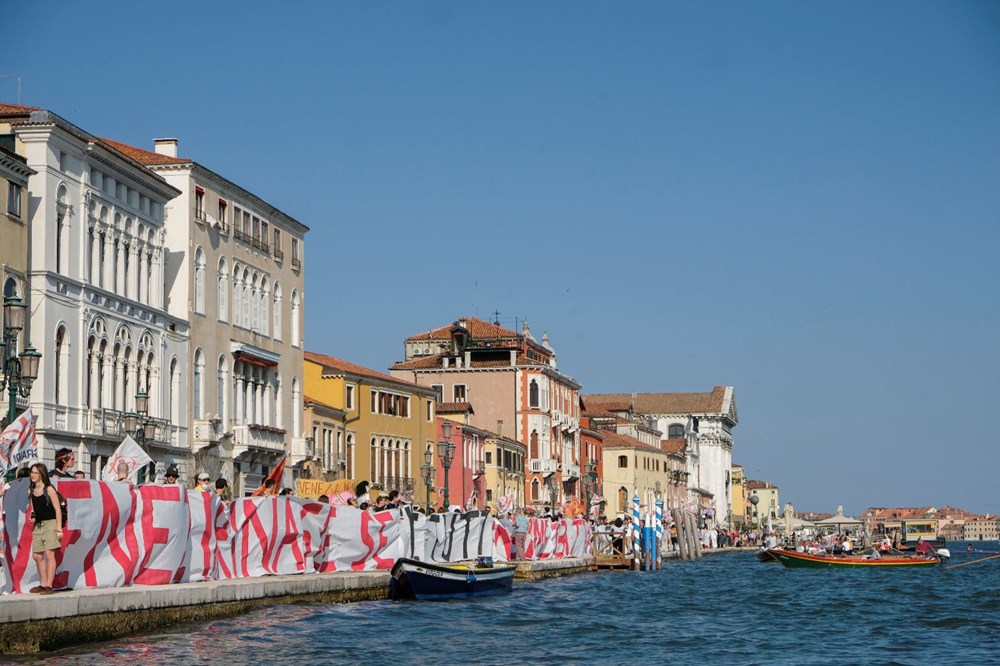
217;258;228;322
250;273;260;331
242;268;251;327
290;290;300;347
668;424;685;438
530;430;539;459
291;376;301;438
529;380;539;408
531;479;540;501
194;247;206;313
217;355;228;425
169;358;179;424
54;326;67;403
232;264;242;327
193;349;204;419
56;185;68;275
259;278;269;337
272;283;282;341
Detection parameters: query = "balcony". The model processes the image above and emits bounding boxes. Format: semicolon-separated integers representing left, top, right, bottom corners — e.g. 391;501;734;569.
374;475;414;494
232;423;286;457
562;462;580;480
529;458;558;475
473;460;486;477
273;248;284;261
290;437;314;465
291;257;301;271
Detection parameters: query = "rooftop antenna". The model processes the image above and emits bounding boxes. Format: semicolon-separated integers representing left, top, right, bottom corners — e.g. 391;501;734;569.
0;74;22;104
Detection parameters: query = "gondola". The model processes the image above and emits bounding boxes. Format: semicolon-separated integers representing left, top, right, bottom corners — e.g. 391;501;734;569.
389;557;516;600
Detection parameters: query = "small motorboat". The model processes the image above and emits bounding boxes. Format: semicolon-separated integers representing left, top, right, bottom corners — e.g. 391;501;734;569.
389;556;517;600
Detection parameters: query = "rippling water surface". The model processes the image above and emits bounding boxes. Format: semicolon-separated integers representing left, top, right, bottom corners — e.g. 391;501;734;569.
23;543;1000;665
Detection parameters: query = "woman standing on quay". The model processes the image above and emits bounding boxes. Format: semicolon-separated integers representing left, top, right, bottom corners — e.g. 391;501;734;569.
28;463;63;594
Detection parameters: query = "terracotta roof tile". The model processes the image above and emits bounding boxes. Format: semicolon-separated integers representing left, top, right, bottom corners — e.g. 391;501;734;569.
405;317;520;342
390;354;446;370
0;103;40;115
598;429;662;452
305;351;424;390
660;438;687;454
436;402;474;414
585;387;727;415
303;394;338;411
99;137;191;166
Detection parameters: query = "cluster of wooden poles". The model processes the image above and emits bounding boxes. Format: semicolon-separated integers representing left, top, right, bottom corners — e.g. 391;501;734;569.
671;509;704;562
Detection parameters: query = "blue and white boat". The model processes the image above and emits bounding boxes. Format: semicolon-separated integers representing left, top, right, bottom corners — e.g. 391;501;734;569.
389;557;516;600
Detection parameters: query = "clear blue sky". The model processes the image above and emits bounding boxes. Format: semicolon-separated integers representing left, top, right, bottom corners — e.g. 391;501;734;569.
7;1;999;517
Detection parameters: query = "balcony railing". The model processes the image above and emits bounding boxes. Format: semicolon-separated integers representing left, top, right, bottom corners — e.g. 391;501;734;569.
562;462;580;480
374;475;414;494
473;460;486;476
232;423;286;457
529;458;558;475
273;248;284;261
290;437;313;464
291;257;301;271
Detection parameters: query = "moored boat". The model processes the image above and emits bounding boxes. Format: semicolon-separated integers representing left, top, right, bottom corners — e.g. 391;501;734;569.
766;548;940;569
389;557;517;600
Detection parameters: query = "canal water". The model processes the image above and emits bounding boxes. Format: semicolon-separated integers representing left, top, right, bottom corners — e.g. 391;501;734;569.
21;542;1000;665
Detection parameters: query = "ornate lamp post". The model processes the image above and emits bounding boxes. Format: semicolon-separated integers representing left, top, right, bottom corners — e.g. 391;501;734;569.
749;494;760;536
421;444;435;514
123;389;157;483
0;296;42;428
436;421;455;510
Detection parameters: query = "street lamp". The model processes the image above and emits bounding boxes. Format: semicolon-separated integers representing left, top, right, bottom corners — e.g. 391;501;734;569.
749;494;760;535
585;459;598;521
546;474;557;517
436;421;455;510
0;296;42;428
421;444;435;514
123;389;157;482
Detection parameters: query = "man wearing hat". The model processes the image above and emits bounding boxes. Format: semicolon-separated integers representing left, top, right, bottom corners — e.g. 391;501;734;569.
163;466;181;485
196;472;212;492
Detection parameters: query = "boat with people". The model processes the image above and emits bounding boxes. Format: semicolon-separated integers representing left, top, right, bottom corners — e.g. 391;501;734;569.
765;548;941;569
389;556;517;600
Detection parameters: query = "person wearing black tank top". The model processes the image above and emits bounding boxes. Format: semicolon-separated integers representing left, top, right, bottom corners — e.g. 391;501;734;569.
28;463;63;594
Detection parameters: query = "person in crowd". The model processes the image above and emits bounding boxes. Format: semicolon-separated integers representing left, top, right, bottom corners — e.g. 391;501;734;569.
279;487;293;496
51;448;75;478
915;537;935;558
28;463;62;595
842;535;854;555
262;478;277;495
16;467;30;479
215;478;230;502
317;494;330;504
868;547;881;560
386;489;400;508
514;508;530;560
73;471;86;479
358;501;370;511
354;481;370;505
195;473;212;492
880;536;892;552
115;461;132;483
163;466;181;485
373;495;388;511
611;517;626;555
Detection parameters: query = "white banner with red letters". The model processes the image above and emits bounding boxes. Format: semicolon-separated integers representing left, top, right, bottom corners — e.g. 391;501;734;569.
1;480;590;594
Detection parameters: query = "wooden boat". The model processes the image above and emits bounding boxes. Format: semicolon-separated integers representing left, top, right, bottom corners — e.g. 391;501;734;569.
389;557;516;600
766;548;940;569
756;548;778;562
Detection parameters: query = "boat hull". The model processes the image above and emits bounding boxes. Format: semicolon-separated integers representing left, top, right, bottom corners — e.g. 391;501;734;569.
766;548;940;569
390;558;516;600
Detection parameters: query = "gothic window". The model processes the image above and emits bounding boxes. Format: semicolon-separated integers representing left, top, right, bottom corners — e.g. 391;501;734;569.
529;380;539;408
193;349;204;420
272;282;282;341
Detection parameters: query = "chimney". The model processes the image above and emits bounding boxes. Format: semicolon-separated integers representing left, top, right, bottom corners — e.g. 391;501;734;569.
154;138;178;158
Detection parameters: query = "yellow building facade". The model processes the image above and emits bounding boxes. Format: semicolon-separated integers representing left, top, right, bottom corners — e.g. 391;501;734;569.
304;351;438;501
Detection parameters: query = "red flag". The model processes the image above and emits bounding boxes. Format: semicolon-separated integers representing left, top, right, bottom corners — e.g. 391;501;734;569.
251;457;286;496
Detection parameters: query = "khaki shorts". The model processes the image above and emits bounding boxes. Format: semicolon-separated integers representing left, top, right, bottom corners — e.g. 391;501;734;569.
32;519;61;553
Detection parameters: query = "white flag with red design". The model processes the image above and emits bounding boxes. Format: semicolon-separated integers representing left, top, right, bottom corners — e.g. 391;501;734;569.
101;435;153;482
0;407;37;475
